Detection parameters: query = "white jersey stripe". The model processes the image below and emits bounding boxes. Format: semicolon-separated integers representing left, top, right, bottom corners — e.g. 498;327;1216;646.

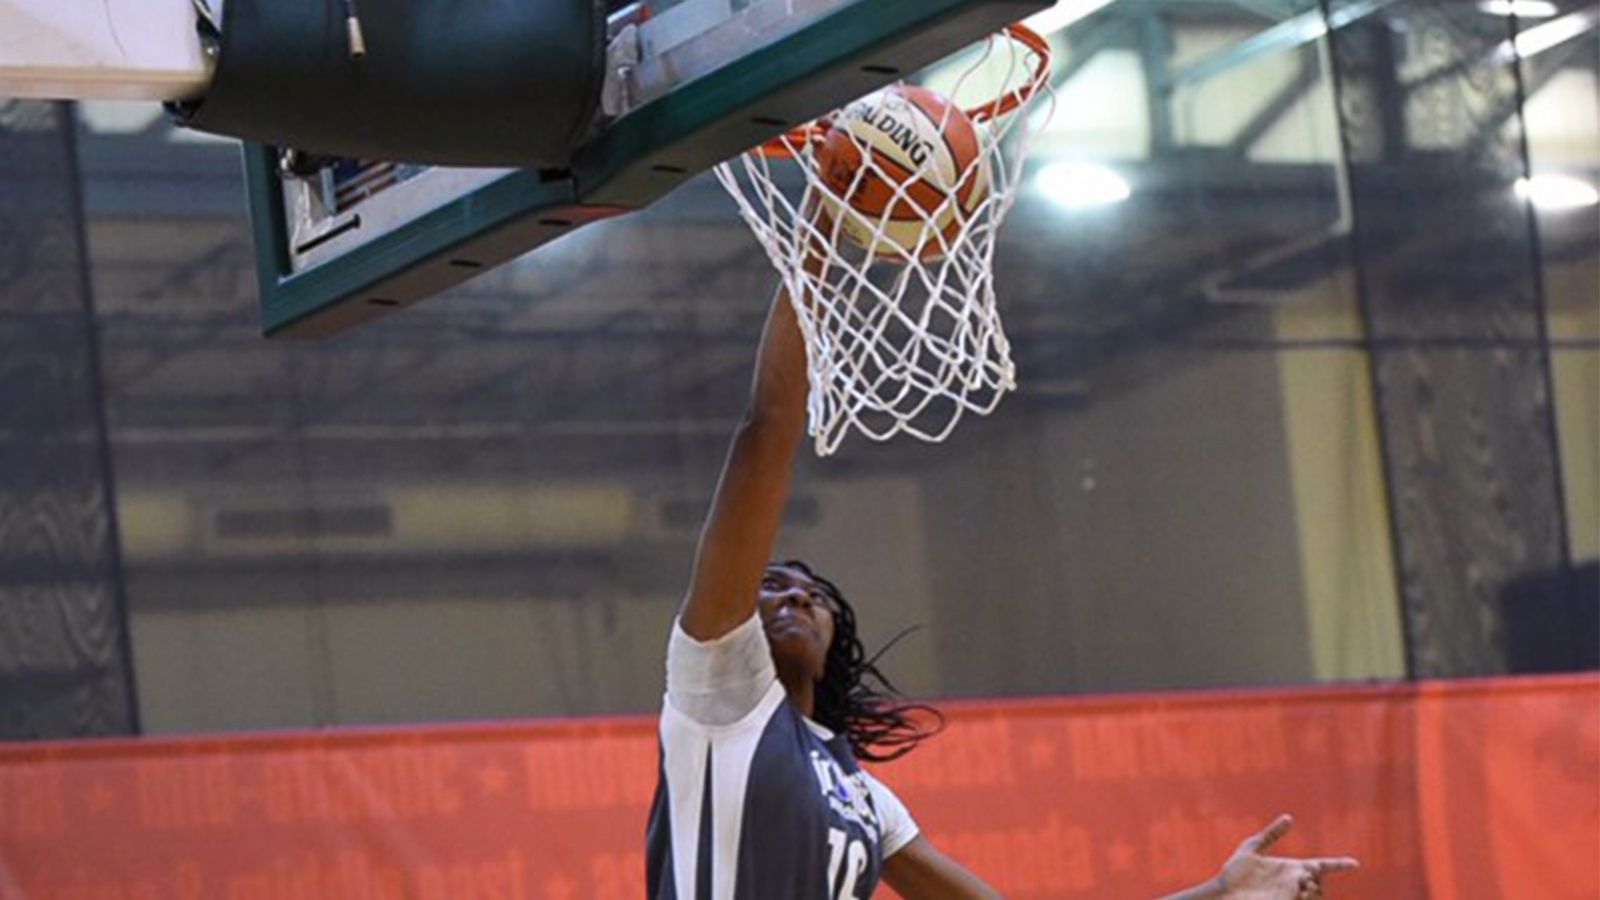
709;681;787;899
659;710;711;900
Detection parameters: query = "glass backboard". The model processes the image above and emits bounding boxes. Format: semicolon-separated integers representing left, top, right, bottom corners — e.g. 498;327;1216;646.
245;0;1049;337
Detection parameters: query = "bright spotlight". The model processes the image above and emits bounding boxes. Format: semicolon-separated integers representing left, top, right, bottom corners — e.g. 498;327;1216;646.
1036;162;1131;209
1510;9;1599;59
1023;0;1119;35
1514;174;1600;210
1478;0;1560;17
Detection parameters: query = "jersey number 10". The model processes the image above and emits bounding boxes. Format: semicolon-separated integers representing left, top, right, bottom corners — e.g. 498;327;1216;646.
826;827;869;900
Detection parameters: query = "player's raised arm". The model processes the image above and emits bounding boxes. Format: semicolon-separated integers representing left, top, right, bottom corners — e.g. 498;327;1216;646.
676;285;809;641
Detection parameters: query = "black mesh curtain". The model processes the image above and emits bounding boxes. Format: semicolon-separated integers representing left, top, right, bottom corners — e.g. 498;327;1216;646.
1323;0;1586;676
0;102;139;738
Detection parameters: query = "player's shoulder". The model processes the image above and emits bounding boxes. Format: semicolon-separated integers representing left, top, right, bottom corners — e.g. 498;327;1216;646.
857;765;913;813
856;766;891;791
662;676;788;738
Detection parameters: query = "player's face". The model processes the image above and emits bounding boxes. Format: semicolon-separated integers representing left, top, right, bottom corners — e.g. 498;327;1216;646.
758;565;837;683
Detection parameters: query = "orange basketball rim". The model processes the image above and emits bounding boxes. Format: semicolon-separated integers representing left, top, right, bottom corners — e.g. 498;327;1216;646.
757;23;1053;159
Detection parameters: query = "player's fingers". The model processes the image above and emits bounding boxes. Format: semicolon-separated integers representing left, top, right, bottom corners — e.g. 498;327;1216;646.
1308;857;1361;875
1245;814;1294;852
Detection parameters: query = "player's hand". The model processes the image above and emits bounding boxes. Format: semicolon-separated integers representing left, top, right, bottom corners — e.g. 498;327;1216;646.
1214;815;1358;899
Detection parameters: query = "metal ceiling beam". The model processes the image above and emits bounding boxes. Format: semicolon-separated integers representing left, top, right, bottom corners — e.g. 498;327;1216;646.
1167;0;1399;86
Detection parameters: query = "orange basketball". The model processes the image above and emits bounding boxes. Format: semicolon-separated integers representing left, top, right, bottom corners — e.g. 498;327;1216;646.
815;85;989;260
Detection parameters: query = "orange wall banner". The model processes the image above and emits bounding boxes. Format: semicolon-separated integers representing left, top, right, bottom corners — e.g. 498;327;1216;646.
1;674;1594;899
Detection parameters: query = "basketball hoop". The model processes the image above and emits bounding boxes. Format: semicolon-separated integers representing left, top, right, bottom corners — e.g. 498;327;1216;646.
716;23;1053;456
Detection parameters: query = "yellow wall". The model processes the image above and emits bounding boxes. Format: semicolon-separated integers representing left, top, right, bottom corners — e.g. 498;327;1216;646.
1546;257;1600;561
1273;281;1408;680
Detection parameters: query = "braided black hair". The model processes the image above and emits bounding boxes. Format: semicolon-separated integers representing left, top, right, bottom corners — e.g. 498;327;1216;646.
773;560;945;763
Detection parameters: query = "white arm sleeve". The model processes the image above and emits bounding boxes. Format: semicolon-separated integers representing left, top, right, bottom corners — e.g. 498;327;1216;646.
863;771;920;857
665;612;779;727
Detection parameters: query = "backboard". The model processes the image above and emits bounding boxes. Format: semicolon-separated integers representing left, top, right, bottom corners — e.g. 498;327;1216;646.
243;0;1050;337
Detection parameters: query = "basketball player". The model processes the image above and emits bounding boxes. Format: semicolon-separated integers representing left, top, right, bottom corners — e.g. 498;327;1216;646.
646;286;1359;899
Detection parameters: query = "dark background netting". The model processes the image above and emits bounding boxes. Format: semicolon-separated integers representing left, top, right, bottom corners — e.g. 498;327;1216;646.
0;103;138;738
1325;0;1595;675
1;0;1594;738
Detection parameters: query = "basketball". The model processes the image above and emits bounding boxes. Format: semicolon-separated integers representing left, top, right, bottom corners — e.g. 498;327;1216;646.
815;85;990;261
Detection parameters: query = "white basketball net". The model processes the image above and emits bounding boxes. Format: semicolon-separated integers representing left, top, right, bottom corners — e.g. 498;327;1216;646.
716;25;1053;456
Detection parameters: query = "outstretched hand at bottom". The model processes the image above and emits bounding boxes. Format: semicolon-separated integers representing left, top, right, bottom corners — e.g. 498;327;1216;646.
1159;814;1358;900
1213;815;1359;899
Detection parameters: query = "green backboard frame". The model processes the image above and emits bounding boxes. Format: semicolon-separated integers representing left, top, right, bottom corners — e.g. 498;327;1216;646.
245;0;1049;337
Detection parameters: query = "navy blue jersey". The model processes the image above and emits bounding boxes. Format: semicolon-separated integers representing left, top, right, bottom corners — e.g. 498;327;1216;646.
647;616;917;900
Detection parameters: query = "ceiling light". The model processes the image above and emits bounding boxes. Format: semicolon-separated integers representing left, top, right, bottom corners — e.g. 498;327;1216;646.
1479;0;1560;17
1036;162;1131;209
1022;0;1118;36
1508;8;1599;59
1514;174;1600;210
